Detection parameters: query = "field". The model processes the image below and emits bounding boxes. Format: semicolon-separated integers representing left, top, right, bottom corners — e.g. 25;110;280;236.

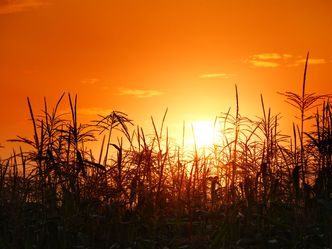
1;60;332;249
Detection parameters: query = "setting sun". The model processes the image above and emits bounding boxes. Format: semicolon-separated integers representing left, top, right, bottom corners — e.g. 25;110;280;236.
186;120;221;149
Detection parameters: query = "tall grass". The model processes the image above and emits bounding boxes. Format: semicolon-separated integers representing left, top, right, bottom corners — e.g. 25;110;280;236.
1;59;332;249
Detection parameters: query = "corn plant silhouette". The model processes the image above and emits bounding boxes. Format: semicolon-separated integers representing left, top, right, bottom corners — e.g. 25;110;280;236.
278;52;330;187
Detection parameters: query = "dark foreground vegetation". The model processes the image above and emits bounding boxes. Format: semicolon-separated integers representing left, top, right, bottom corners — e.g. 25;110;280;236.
1;57;332;249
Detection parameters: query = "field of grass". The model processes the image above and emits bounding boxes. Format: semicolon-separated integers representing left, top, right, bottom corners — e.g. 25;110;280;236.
1;58;332;249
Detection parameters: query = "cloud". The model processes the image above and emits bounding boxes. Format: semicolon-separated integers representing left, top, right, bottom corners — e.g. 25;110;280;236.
249;53;293;61
245;53;293;68
199;73;234;79
253;53;283;60
0;0;50;14
118;88;165;98
252;53;293;60
81;78;100;85
245;53;282;68
245;53;327;68
295;58;326;65
247;60;280;68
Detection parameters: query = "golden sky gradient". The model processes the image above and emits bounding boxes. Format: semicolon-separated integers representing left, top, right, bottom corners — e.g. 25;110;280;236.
1;0;332;156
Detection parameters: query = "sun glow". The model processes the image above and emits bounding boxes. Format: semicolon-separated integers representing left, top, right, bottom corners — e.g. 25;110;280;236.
186;120;222;150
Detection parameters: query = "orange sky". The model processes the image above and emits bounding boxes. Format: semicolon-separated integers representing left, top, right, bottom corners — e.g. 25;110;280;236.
1;0;332;157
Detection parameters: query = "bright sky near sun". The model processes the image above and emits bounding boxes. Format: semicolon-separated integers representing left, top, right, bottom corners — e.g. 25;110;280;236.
0;0;332;156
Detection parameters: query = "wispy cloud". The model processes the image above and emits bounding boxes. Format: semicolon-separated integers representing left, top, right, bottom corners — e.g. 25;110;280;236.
0;0;50;14
118;88;165;98
247;60;280;68
245;53;292;68
253;53;293;60
199;73;234;79
245;53;327;68
81;78;100;85
294;58;327;65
